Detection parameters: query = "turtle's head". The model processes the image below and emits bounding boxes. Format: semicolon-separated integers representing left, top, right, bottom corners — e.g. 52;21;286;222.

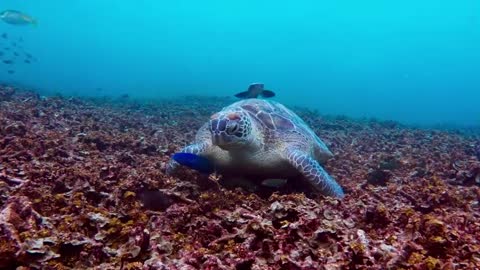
209;110;253;150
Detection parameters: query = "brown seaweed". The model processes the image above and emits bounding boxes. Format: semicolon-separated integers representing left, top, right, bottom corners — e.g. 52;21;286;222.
0;86;479;269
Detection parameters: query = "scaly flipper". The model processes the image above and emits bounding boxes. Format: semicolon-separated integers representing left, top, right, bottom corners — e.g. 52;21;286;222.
286;148;345;198
166;142;210;175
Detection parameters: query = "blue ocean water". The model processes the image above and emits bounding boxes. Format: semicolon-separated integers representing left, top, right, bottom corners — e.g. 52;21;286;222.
0;0;478;126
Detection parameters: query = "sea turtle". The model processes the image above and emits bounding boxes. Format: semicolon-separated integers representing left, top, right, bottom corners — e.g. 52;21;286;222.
166;98;345;198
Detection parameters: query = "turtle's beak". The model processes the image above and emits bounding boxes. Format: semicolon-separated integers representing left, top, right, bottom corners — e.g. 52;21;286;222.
209;118;236;148
211;132;234;149
210;118;226;146
212;134;229;147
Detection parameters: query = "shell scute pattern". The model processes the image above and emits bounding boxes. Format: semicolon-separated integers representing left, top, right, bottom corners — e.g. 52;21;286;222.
239;100;296;131
271;114;295;130
256;111;275;129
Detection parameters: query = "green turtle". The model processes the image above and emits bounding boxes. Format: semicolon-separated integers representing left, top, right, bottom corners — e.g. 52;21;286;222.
166;98;345;198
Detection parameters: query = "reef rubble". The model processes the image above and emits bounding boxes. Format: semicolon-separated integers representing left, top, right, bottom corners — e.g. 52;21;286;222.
0;85;479;269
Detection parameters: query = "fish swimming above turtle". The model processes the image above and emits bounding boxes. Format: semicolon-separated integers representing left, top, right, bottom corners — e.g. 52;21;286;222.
167;93;345;198
234;83;276;99
0;10;37;26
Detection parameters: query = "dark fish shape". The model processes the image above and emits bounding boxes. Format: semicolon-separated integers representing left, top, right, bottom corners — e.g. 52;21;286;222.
24;59;30;64
234;83;276;99
7;70;14;74
4;47;9;51
261;178;288;188
13;52;18;56
2;59;13;64
172;152;214;174
138;190;174;211
1;33;6;39
25;53;32;58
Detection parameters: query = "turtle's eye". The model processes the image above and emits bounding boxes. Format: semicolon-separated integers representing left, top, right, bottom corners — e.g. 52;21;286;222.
226;122;239;135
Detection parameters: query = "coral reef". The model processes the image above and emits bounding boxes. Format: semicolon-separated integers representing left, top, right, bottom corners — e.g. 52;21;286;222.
0;85;15;101
0;85;479;269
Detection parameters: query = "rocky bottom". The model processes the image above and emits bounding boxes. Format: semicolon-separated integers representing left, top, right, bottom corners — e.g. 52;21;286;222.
0;86;479;269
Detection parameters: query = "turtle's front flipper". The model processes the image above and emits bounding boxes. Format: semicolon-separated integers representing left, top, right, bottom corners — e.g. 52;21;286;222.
166;142;210;175
286;148;345;198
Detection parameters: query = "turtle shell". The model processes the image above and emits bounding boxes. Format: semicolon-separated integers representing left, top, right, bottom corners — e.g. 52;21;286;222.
238;99;297;131
217;99;334;162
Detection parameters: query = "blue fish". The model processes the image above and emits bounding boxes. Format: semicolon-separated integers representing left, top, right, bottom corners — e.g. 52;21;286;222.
172;153;214;174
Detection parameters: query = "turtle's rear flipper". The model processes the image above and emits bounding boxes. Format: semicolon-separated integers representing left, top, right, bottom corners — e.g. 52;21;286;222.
286;148;345;198
234;91;252;99
260;90;275;98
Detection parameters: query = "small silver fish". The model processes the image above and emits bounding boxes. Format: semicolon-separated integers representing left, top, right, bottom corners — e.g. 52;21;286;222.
261;178;288;188
0;10;37;26
234;83;276;99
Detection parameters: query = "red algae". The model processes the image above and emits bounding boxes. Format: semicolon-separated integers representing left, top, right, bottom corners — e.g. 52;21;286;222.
0;85;479;269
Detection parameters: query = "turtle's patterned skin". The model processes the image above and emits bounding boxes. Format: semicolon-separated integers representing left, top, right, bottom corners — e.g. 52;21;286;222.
167;99;345;198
